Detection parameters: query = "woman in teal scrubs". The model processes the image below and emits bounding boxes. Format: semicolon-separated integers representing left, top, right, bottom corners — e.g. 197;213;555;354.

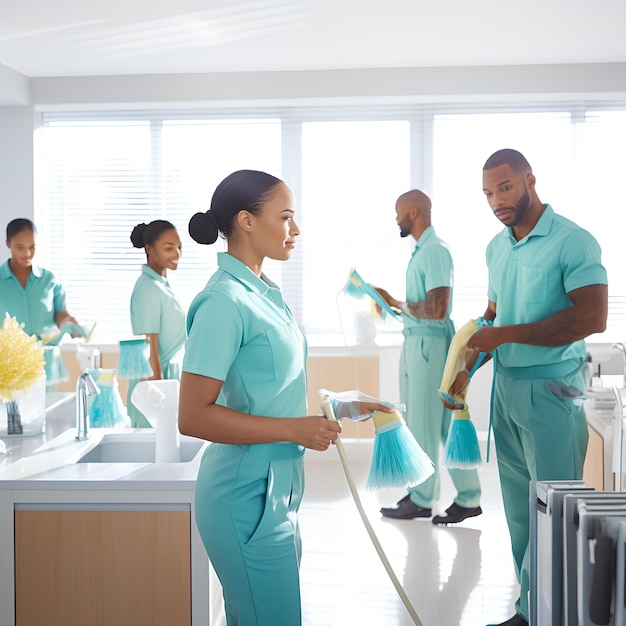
1;218;80;336
179;170;387;626
128;220;186;427
0;218;80;387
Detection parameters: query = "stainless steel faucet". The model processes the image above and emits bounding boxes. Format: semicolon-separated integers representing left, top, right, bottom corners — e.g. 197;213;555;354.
612;342;626;388
75;370;100;440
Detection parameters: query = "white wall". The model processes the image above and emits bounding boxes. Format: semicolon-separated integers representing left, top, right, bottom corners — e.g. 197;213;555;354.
27;62;626;107
1;61;625;260
0;64;29;106
0;107;34;262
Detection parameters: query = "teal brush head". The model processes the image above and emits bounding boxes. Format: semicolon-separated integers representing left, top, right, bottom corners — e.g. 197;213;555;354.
117;338;153;379
366;411;434;490
87;369;127;428
442;411;482;469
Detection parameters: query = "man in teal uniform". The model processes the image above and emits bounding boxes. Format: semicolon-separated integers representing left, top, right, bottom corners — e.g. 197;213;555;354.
375;189;482;524
465;149;608;626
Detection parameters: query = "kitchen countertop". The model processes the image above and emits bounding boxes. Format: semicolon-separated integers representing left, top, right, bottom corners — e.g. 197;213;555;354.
0;392;207;490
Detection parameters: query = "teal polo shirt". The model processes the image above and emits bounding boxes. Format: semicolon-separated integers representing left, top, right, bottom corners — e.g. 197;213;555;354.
487;204;607;368
183;252;308;419
0;260;66;337
130;264;186;365
404;226;455;336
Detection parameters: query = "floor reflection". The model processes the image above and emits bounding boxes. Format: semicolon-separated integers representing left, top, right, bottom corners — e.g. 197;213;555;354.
300;441;518;626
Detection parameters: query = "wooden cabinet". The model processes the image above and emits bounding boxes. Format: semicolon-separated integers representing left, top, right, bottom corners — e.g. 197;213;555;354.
14;508;191;626
306;355;379;437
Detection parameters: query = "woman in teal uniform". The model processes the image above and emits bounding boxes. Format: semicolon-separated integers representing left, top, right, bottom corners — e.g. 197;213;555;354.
0;218;80;387
128;220;186;427
179;170;387;626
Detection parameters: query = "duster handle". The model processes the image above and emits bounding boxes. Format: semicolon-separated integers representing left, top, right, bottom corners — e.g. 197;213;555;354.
320;396;424;626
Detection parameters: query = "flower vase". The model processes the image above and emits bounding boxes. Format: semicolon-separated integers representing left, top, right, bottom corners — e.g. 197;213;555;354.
0;375;47;437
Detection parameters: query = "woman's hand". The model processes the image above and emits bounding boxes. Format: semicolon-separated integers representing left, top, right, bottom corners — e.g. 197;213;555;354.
291;416;342;451
356;401;395;416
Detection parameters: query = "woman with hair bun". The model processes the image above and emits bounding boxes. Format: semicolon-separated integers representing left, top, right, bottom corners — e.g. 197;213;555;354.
179;170;389;625
128;219;186;427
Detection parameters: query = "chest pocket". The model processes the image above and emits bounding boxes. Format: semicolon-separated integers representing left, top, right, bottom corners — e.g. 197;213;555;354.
520;265;547;304
265;323;304;382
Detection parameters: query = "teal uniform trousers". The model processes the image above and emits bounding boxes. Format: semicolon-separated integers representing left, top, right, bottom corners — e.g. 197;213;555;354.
195;443;305;625
492;361;588;620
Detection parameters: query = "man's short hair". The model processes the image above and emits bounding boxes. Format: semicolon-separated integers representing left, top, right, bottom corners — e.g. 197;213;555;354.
483;149;532;174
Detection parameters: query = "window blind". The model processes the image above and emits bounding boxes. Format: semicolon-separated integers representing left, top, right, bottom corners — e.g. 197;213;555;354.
36;102;626;344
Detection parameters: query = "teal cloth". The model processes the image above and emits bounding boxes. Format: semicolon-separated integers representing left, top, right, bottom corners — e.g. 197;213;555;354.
486;205;606;621
0;260;66;337
127;265;186;427
486;204;607;368
183;252;308;625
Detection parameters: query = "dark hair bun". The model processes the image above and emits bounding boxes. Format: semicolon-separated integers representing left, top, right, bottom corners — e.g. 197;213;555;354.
130;223;147;248
188;212;218;245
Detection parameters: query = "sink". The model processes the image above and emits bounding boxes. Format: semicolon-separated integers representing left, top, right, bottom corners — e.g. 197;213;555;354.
77;433;205;464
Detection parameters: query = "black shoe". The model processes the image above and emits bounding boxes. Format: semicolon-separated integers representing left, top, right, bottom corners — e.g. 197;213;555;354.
487;615;528;626
380;495;432;519
432;502;482;525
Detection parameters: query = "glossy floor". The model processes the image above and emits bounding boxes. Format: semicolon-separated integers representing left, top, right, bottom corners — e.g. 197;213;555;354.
299;440;518;626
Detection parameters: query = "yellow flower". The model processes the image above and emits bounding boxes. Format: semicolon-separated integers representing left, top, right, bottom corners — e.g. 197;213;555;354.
0;315;45;401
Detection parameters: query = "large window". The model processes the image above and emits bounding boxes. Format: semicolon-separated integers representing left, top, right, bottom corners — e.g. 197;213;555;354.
37;117;281;339
36;103;626;343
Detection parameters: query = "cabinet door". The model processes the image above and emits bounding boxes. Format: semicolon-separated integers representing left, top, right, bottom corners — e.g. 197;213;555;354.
306;356;379;437
583;425;607;491
15;509;191;626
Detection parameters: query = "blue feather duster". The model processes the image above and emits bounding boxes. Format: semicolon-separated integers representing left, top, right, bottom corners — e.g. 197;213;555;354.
442;407;482;469
366;410;434;490
87;369;127;428
117;338;153;379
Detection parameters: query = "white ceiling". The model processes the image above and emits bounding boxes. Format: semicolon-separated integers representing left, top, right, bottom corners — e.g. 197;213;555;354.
1;0;626;78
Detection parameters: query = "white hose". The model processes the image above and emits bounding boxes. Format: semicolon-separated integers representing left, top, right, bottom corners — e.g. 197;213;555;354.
320;396;423;626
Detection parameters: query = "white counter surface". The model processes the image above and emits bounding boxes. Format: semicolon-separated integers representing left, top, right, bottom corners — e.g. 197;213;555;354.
0;392;207;490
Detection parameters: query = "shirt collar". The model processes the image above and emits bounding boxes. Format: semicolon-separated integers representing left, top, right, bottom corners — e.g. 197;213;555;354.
0;260;42;279
507;204;554;245
141;264;168;284
217;252;275;296
412;225;434;253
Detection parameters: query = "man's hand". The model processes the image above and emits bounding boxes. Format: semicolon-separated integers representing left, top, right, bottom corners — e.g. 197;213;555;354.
466;325;504;354
371;286;401;310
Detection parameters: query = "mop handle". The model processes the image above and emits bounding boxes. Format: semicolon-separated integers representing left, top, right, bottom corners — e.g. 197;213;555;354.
320;396;424;626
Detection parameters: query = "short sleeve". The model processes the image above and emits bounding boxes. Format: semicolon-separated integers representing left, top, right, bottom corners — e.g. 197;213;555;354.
486;240;498;303
130;281;161;334
561;229;608;293
422;245;453;293
182;291;244;381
